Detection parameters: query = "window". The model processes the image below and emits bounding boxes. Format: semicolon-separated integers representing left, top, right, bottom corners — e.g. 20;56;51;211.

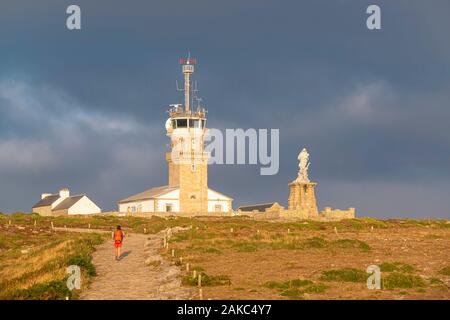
165;204;173;212
191;164;196;172
201;120;206;128
214;204;222;212
176;119;187;128
137;204;142;213
190;193;197;199
190;119;201;128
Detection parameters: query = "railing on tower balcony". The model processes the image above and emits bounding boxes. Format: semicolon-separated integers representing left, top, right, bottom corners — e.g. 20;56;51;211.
168;105;207;118
166;151;211;160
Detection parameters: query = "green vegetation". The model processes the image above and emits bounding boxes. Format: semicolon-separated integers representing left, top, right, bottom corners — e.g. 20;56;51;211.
333;239;371;251
439;266;450;276
379;262;416;273
302;237;328;248
320;268;367;283
382;272;425;289
263;278;328;299
182;273;231;286
232;242;261;252
0;223;105;300
10;280;73;300
1;213;448;299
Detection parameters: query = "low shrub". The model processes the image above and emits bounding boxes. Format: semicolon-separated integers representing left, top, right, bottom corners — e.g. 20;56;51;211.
379;262;415;273
320;268;367;283
382;272;425;289
10;280;72;300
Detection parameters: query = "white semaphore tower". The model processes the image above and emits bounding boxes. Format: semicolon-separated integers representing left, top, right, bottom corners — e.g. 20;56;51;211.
165;57;210;213
117;57;232;214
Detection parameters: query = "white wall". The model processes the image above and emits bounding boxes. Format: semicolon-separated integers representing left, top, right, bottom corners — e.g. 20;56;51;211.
118;199;154;213
156;199;180;212
207;199;230;212
207;189;231;212
118;189;181;213
117;188;231;213
68;196;101;215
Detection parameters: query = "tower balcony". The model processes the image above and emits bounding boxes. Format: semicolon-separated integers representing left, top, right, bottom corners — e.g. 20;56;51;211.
168;105;207;119
166;151;211;162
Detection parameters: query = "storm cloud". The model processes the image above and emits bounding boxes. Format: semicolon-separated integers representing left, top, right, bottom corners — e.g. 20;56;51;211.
0;0;449;218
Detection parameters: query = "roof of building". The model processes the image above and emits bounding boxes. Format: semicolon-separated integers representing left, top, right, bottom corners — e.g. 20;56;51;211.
32;195;60;208
53;195;85;211
117;185;179;204
237;202;278;212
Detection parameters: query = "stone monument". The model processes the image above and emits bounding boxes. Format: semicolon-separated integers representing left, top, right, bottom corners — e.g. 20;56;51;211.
288;148;318;217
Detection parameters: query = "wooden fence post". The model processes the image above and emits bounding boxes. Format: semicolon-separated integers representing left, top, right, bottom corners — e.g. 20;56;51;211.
199;288;203;300
51;221;54;229
198;274;202;287
193;270;197;279
171;249;175;257
186;263;190;272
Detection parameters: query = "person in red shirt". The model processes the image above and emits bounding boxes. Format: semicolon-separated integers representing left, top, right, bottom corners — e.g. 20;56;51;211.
113;225;125;260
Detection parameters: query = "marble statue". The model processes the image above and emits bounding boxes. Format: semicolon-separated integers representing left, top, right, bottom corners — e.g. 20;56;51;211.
296;148;310;183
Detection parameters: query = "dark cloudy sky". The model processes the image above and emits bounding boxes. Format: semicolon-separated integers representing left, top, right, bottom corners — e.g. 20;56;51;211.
0;0;449;218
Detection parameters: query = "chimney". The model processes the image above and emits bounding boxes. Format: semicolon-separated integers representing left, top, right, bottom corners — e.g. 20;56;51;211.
59;188;70;199
41;193;52;200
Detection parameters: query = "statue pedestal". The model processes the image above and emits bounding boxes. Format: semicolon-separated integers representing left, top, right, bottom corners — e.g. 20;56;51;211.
288;181;318;218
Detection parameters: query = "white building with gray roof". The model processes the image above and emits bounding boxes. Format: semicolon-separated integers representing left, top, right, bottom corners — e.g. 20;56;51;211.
32;188;101;216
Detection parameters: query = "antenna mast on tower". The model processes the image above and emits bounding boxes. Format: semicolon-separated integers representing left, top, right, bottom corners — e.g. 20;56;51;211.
179;54;197;113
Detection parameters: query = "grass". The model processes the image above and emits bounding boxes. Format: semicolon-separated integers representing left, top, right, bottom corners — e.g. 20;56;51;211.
0;224;105;299
382;272;425;289
263;279;328;299
333;239;371;251
0;212;193;235
379;262;416;273
439;266;450;276
10;280;73;300
2;213;448;299
320;268;367;283
232;242;261;252
302;237;328;248
182;273;231;287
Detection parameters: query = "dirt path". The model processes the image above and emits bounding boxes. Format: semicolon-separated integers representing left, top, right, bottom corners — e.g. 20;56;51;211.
79;227;193;300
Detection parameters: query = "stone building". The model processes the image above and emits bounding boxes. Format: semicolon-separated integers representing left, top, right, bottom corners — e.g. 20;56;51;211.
117;58;233;214
237;202;284;213
32;188;101;216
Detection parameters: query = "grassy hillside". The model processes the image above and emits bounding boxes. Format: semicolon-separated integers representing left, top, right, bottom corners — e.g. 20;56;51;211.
0;213;448;300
